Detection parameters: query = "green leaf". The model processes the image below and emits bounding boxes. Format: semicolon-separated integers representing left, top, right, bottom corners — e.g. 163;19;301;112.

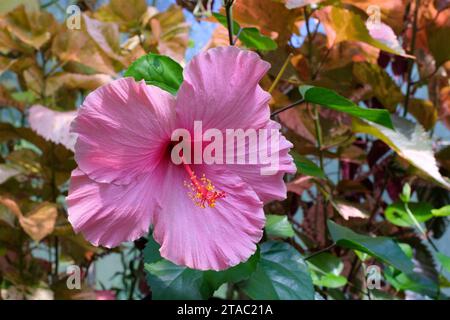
385;201;433;227
307;252;347;289
307;252;344;275
202;250;260;296
124;53;183;95
265;214;294;238
353;115;450;190
143;233;259;299
11;90;36;104
436;253;450;273
299;85;393;129
312;273;347;289
327;220;414;274
143;233;162;264
212;13;277;51
212;13;240;34
239;28;277;51
240;241;314;300
431;205;450;217
291;152;325;178
384;267;438;297
145;260;205;300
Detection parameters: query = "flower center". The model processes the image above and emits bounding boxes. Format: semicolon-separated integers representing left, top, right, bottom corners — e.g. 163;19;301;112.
181;157;226;209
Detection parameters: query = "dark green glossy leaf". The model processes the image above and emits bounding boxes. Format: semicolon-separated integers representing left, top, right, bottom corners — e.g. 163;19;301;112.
299;85;394;129
145;260;205;300
143;233;259;300
327;220;414;274
240;241;314;300
202;250;260;296
124;53;183;95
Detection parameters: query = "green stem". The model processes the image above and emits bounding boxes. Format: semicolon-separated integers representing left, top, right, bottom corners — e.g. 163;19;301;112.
312;105;324;170
225;1;234;45
404;202;439;252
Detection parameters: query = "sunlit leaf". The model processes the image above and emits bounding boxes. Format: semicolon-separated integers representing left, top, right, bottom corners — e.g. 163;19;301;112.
28;105;77;151
328;6;409;57
19;202;57;242
299;85;394;129
352;115;450;190
333;200;369;220
124;53;183;95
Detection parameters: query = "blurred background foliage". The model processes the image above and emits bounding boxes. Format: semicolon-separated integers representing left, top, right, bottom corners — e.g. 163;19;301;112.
0;0;449;300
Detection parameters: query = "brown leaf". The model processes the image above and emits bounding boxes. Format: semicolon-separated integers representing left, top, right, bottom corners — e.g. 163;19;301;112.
342;0;406;34
94;0;147;31
28;105;77;151
231;0;301;44
278;105;317;144
144;5;189;63
45;72;113;96
286;175;313;195
1;5;57;50
333;200;369;220
439;86;450;130
409;98;438;130
51;14;125;75
353;62;403;111
19;202;57;242
0;196;22;218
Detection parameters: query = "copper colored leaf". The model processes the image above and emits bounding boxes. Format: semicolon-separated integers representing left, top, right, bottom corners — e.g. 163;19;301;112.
1;5;57;49
19;202;57;242
409;98;437;131
94;0;147;31
231;0;300;44
28;105;77;151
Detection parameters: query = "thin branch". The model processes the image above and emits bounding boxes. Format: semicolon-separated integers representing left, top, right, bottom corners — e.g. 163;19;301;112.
304;243;336;261
268;53;293;94
403;0;420;117
270;99;304;118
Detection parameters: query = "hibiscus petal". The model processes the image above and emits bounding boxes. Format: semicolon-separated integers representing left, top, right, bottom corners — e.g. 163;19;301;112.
220;120;296;203
176;46;271;131
72;77;176;185
152;164;265;271
67;166;166;247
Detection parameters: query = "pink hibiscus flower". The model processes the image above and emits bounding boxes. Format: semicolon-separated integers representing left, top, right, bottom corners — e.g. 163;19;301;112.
67;47;295;271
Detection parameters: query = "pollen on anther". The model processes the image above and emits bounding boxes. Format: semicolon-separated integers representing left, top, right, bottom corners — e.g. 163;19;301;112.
184;172;226;209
